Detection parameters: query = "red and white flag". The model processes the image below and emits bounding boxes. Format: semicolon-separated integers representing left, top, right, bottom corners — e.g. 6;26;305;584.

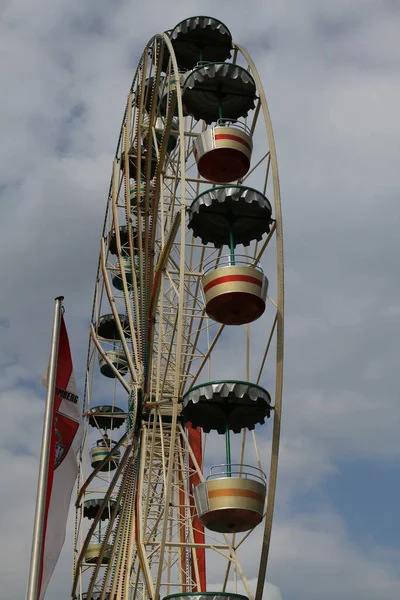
39;315;83;599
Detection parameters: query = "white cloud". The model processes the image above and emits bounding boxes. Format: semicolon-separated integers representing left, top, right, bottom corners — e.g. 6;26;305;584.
269;511;400;600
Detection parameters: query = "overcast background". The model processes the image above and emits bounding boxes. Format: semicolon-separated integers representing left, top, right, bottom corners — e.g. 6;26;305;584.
0;1;399;599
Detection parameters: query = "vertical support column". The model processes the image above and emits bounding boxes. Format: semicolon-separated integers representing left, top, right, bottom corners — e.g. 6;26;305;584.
225;418;232;477
187;424;206;591
218;101;223;122
229;227;235;266
178;457;187;592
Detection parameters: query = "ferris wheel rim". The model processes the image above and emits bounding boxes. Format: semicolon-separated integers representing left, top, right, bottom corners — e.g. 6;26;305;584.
74;24;284;600
234;43;285;600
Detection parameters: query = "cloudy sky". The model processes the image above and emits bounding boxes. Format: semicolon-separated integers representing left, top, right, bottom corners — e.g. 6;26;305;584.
1;0;399;599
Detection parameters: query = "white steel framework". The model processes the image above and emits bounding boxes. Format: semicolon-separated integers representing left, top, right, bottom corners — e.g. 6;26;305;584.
72;25;284;600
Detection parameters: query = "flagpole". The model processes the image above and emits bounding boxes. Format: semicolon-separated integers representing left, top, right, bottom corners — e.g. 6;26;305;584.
26;296;64;600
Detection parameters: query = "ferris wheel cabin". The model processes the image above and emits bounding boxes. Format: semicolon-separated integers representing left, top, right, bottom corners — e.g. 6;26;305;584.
182;381;270;533
99;349;128;377
194;121;253;183
90;438;121;471
85;542;112;565
188;186;272;325
83;498;120;520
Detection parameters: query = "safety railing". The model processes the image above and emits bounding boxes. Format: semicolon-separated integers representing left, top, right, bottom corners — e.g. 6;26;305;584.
207;463;267;485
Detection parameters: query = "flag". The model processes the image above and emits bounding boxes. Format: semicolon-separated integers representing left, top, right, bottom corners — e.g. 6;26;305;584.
39;315;83;599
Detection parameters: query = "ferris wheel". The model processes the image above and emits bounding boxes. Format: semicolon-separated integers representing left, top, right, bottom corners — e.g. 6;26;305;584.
72;15;284;600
